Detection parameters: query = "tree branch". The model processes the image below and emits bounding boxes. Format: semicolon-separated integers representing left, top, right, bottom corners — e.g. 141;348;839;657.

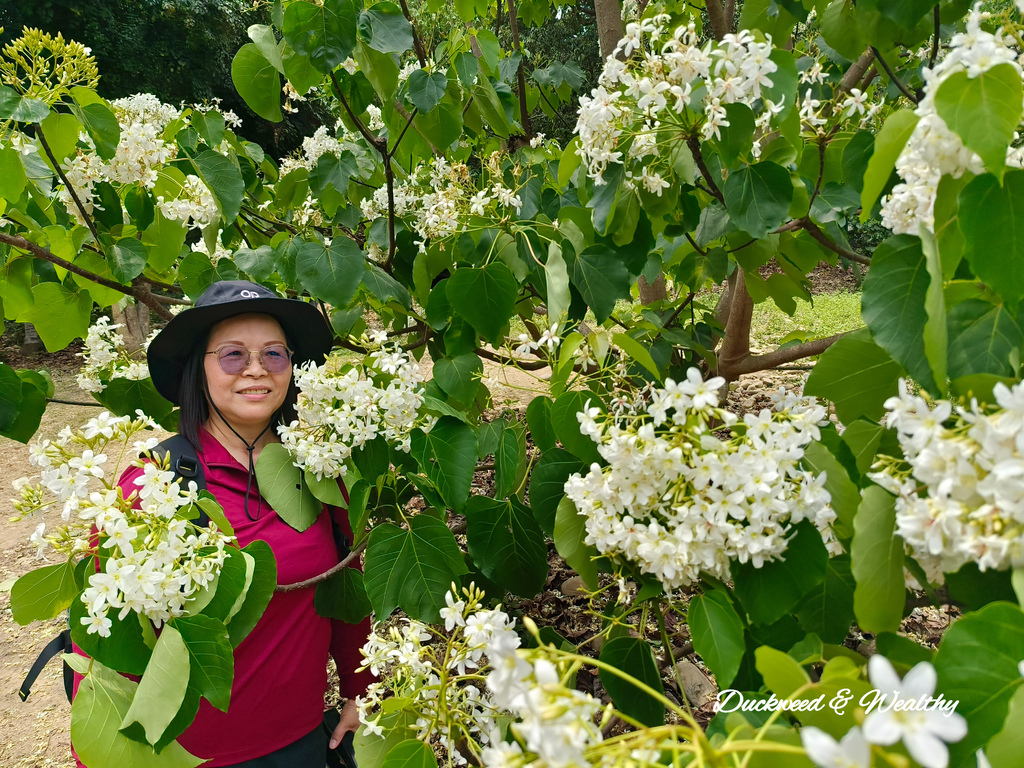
393;101;442;156
505;0;533;139
663;292;696;329
705;0;729;41
388;106;419;159
687;137;724;204
131;278;174;322
476;345;550;371
837;49;876;96
723;331;850;375
397;0;429;69
716;267;753;379
0;233;131;295
276;538;368;591
930;6;941;71
329;70;386;151
800;218;871;265
870;46;919;104
36;125;102;247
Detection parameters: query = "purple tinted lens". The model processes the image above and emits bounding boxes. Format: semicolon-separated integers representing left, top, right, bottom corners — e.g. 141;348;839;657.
217;346;249;374
261;345;291;373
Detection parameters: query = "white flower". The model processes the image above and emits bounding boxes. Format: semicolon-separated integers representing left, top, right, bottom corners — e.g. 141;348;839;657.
862;657;967;768
801;726;870;768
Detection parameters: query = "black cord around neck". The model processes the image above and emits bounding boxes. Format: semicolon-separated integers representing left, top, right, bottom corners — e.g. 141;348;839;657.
207;398;273;522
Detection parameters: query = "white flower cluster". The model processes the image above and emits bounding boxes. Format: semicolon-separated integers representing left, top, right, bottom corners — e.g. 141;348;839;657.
357;585;513;765
482;614;604;768
575;19;780;184
881;5;1024;234
564;369;835;590
870;379;1024;575
277;334;428;479
12;412;234;636
45;92;228;230
76;316;153;393
358;155;525;246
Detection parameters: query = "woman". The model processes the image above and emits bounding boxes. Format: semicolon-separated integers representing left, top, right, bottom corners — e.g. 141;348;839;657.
75;280;370;767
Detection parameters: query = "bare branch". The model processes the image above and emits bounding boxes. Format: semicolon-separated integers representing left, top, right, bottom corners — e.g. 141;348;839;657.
475;345;550;371
716;267;753;379
0;233;132;296
800;218;871;265
329;70;386;150
36;125;102;247
687;136;725;204
705;0;729;41
837;49;876;96
277;539;368;591
505;0;533;139
397;0;429;69
871;46;919;104
930;6;941;70
724;331;850;375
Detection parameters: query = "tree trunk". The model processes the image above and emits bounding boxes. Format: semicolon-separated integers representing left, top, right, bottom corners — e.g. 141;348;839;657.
594;0;624;60
638;273;667;305
112;301;150;354
21;322;42;355
706;0;732;41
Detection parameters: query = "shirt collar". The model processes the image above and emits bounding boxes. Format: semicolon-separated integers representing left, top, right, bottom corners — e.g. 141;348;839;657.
198;425;247;470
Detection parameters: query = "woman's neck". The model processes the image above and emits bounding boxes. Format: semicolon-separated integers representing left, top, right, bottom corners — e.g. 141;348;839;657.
202;416;279;465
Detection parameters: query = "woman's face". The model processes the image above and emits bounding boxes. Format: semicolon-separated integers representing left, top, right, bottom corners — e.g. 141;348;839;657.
203;313;291;433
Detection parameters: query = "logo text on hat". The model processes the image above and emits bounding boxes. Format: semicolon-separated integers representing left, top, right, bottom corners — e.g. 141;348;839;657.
239;290;261;298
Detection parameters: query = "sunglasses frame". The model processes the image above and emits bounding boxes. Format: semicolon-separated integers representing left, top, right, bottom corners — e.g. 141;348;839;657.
205;343;294;375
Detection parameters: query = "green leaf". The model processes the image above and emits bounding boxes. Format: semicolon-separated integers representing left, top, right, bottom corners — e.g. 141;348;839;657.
363;264;412;309
612;332;661;381
987;684;1024;768
526;396;557;454
851;486;904;634
194;547;246;623
0;144;28;202
570;245;631;324
804;328;902;424
108;237;149;283
233;245;277;282
935;64;1023;179
0;85;49;123
305;469;346;506
283;0;357;73
717;103;755;167
722;161;794;238
861;234;940;394
860;109;919;219
232;44;283;123
71;101;121;160
919;226;948;396
248;24;284;72
254;443;322;532
586;163;623;234
545;241;571;323
551;390;603;465
465;496;548;598
433;354;482;405
71;660;203;768
381;739;438;768
364;515;469;622
599;637;665;726
528;448;584;537
934;602;1024;765
143;212;188;272
553;497;599;589
755;645;811;698
315;566;372;623
688;591;746;688
494;423;526;499
731;521;829;626
409;417;478;512
225;540;276;647
358;2;414;54
959;171;1024;308
446;262;518;347
801;441;859;539
10;560;79;625
26;282;91;352
794;554;857;644
947;300;1023;379
296;239;368;308
70;597;153;676
0;363;24;430
92;377;175;425
121;625;190;745
192;151;245;223
406;69;448;113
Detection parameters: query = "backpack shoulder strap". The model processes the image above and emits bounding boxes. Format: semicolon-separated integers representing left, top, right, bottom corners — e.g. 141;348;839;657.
149;435;208;525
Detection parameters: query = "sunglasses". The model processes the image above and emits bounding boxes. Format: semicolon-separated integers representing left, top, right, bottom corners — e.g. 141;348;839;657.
205;344;293;375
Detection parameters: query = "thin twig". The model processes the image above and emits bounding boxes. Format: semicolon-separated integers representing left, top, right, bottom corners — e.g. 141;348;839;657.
800;217;871;265
687;136;724;203
664;293;696;329
475;346;549;371
505;0;533;139
329;71;385;150
397;0;428;68
0;233;131;295
36;125;102;247
47;397;102;407
929;6;941;70
276;539;368;591
871;46;919;104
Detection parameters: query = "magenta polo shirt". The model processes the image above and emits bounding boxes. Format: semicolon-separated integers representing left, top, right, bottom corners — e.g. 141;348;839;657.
73;427;372;767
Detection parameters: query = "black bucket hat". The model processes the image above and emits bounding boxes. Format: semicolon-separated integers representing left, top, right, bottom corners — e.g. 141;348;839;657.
148;280;334;404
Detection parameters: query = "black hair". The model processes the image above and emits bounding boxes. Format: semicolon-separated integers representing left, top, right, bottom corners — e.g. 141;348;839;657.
177;325;300;452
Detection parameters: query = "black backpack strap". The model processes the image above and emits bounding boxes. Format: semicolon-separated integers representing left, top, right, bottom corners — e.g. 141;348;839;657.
149;435;208;526
20;629;72;702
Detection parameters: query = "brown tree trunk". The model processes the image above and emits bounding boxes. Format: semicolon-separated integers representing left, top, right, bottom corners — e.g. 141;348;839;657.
21;322;42;355
638;273;667;305
112;301;150;354
594;0;624;60
706;0;731;41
